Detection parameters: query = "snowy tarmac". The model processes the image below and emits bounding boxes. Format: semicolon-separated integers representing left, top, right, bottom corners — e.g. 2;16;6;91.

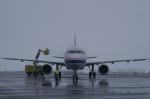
0;71;150;99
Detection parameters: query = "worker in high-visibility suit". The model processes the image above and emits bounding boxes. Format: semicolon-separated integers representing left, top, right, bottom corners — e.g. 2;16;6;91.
55;70;59;75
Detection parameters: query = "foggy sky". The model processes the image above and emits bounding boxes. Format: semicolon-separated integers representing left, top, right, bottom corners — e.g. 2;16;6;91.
0;0;150;72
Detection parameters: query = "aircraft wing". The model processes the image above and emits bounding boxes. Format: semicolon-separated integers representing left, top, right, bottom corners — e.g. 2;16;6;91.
53;56;64;59
87;56;97;59
1;57;65;66
86;58;148;66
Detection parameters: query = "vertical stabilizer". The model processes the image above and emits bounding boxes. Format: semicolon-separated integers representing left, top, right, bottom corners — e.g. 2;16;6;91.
74;33;77;46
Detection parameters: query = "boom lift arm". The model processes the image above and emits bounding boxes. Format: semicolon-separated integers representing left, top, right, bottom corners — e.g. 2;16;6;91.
34;48;49;64
31;48;50;76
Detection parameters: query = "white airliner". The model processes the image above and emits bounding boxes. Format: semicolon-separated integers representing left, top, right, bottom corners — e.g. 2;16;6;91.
1;34;148;82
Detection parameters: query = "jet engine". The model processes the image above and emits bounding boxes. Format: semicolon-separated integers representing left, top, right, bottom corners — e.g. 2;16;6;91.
42;64;52;74
98;65;109;75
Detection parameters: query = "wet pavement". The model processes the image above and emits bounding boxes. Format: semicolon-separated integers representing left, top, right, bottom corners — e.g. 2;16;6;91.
0;71;150;99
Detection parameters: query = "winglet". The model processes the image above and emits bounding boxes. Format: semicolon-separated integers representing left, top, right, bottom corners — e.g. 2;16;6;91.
146;58;149;61
1;57;5;59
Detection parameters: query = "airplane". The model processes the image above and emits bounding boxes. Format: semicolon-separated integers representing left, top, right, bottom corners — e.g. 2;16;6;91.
1;34;149;83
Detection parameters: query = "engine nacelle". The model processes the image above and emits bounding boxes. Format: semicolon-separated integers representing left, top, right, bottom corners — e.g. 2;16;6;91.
42;64;52;74
98;65;109;75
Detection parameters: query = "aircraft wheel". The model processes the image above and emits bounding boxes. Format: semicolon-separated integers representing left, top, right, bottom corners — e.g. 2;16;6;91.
73;75;78;83
59;71;61;78
89;72;92;78
93;72;96;78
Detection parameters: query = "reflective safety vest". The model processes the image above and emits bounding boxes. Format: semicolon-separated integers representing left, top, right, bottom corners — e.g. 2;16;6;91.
55;70;59;75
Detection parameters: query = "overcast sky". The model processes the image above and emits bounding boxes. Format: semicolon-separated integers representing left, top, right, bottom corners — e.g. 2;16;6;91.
0;0;149;72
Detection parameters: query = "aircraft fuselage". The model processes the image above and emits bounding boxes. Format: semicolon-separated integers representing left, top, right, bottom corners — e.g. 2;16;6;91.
64;46;86;70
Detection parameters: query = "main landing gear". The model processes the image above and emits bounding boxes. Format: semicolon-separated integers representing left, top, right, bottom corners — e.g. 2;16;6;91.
88;65;96;78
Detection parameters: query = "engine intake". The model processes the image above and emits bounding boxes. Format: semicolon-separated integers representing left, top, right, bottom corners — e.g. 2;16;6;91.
98;65;109;75
42;64;52;74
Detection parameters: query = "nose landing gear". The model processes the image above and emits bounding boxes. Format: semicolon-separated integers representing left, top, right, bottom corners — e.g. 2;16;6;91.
73;70;78;83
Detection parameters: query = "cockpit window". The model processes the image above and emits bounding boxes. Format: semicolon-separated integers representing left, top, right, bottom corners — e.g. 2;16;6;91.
67;50;84;54
69;50;76;53
76;50;83;53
